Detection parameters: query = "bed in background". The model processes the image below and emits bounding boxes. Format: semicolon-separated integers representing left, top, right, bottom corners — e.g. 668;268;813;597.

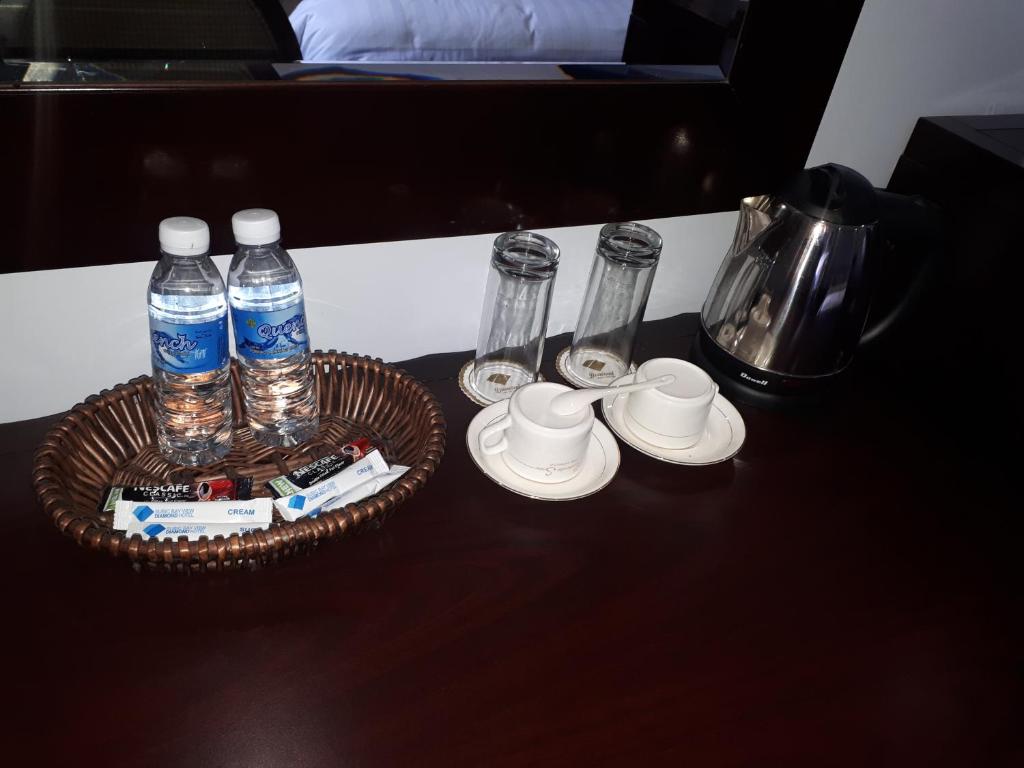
288;0;635;63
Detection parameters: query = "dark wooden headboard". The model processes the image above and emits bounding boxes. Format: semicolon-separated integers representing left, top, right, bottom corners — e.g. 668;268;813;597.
0;0;864;273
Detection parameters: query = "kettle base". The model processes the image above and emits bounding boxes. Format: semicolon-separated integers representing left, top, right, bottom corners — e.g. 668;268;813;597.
692;327;834;411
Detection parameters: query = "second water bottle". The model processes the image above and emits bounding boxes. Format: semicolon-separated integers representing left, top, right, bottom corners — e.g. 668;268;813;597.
228;209;319;447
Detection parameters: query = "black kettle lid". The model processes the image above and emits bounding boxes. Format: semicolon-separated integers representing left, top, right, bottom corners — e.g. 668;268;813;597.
779;163;878;226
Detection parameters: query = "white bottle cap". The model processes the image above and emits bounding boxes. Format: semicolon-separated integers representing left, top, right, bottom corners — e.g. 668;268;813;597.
232;208;281;245
158;217;210;256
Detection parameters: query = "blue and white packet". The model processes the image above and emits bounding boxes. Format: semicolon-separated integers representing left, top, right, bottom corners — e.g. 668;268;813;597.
320;465;410;514
126;522;266;541
114;497;273;538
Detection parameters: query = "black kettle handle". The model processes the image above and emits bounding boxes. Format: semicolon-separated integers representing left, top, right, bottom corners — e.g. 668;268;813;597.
859;191;942;345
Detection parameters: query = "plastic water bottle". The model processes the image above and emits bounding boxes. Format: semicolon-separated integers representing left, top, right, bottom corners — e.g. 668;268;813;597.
148;217;233;466
227;209;319;447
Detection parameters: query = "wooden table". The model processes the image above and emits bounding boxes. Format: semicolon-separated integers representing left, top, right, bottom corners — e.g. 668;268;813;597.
5;314;1019;765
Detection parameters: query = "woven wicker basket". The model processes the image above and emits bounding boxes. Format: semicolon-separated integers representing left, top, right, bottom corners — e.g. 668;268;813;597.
32;352;446;571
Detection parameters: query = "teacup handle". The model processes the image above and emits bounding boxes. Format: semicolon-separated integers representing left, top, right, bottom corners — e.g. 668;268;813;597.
479;414;513;455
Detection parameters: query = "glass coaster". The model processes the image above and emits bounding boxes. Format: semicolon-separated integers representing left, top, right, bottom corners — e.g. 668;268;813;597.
458;359;544;407
554;346;636;390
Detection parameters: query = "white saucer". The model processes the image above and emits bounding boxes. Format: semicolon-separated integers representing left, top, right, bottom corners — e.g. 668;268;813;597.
466;399;621;501
600;374;746;465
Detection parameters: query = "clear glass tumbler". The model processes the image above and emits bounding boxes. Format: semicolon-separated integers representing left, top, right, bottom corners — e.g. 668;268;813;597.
565;222;663;387
469;231;561;403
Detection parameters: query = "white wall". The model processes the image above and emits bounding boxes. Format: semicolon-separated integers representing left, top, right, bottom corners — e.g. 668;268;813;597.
3;0;1024;422
0;214;735;422
807;0;1024;185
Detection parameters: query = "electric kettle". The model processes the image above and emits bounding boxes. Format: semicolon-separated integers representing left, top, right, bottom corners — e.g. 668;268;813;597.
697;163;936;400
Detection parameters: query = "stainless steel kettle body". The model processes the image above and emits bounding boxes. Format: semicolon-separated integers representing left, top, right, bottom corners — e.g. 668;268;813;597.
699;164;887;395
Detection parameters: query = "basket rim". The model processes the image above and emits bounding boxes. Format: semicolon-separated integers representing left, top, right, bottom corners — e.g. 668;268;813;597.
32;350;446;571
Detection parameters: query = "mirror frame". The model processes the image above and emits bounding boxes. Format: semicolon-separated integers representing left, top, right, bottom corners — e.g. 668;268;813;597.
0;0;865;272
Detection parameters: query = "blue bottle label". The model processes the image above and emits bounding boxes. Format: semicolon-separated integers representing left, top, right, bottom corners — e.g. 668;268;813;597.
231;300;310;360
150;315;229;374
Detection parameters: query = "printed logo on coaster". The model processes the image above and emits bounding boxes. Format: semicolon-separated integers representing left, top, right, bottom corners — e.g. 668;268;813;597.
133;505;155;522
582;359;615;380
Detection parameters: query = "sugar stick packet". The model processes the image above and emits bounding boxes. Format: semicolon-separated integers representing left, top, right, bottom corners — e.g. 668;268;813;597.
125;521;267;540
320;465;410;514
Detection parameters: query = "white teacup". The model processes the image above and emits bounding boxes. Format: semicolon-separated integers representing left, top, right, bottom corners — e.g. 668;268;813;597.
624;358;718;449
479;382;595;483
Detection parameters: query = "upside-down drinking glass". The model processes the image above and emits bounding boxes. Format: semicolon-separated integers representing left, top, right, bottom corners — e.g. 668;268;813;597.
564;222;662;387
469;231;560;403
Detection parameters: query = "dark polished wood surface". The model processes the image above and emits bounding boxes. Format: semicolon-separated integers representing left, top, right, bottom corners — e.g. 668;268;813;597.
6;314;1019;765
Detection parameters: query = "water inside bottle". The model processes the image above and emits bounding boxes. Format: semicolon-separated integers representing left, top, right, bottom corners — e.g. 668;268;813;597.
149;271;233;466
228;247;319;448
